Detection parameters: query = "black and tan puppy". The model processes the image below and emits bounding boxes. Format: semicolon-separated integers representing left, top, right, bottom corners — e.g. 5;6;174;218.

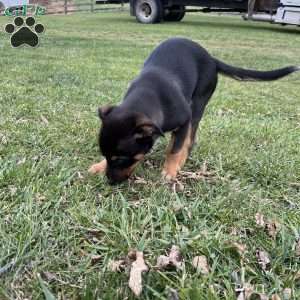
89;38;299;184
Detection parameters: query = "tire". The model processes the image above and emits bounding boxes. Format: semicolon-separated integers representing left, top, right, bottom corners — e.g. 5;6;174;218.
163;5;185;22
134;0;163;24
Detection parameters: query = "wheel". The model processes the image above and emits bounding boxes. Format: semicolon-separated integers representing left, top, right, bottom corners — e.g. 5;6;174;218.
134;0;163;24
163;5;185;22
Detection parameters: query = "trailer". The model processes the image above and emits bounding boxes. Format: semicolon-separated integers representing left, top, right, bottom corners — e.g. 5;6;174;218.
96;0;300;25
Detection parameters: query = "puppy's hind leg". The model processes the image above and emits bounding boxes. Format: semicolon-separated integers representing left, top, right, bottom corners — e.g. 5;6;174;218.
189;79;218;152
162;122;192;181
189;105;205;153
88;159;107;175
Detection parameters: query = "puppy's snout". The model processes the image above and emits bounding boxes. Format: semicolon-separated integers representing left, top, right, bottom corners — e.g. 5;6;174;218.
106;168;131;184
106;161;139;184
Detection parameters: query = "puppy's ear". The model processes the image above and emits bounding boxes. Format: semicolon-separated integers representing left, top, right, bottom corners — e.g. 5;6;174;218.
134;122;164;140
98;105;115;120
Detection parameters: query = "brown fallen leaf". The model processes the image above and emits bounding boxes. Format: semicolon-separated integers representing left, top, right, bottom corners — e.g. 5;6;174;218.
86;228;102;237
266;220;280;239
41;271;57;283
229;227;254;238
179;171;201;180
192;255;209;275
171;180;185;192
178;161;217;182
255;213;265;227
108;259;127;272
156;245;183;270
179;170;216;181
256;250;270;271
133;176;148;185
127;249;137;260
255;213;281;238
168;246;182;269
91;255;101;265
107;250;139;273
156;255;171;269
128;251;149;297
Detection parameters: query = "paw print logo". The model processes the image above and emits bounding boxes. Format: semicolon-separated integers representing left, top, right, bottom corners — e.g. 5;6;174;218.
4;16;45;48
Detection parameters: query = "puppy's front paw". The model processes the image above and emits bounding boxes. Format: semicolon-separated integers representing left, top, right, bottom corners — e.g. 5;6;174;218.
161;169;177;182
88;164;101;174
88;160;107;175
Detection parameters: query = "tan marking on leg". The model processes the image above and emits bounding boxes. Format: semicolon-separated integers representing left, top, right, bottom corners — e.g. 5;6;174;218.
114;161;139;180
125;161;139;177
134;153;145;161
88;159;107;175
162;125;191;181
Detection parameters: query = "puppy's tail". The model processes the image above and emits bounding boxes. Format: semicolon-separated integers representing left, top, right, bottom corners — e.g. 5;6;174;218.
215;59;300;81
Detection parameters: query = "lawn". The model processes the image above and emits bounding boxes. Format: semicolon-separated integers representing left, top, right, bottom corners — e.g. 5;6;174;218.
0;10;299;300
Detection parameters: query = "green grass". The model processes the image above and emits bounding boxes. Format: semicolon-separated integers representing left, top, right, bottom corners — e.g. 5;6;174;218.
0;11;300;300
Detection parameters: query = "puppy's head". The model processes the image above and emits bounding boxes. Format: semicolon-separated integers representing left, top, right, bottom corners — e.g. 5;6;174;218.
97;105;163;184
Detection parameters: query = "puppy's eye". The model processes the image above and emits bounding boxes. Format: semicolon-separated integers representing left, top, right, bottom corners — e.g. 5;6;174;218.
110;156;131;165
117;156;130;163
111;156;128;162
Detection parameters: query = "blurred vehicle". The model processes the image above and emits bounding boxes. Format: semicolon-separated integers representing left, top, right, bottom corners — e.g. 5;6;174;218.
0;0;29;14
96;0;300;26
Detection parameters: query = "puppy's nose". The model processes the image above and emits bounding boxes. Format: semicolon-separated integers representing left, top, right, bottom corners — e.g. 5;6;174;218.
107;176;128;185
106;169;129;184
